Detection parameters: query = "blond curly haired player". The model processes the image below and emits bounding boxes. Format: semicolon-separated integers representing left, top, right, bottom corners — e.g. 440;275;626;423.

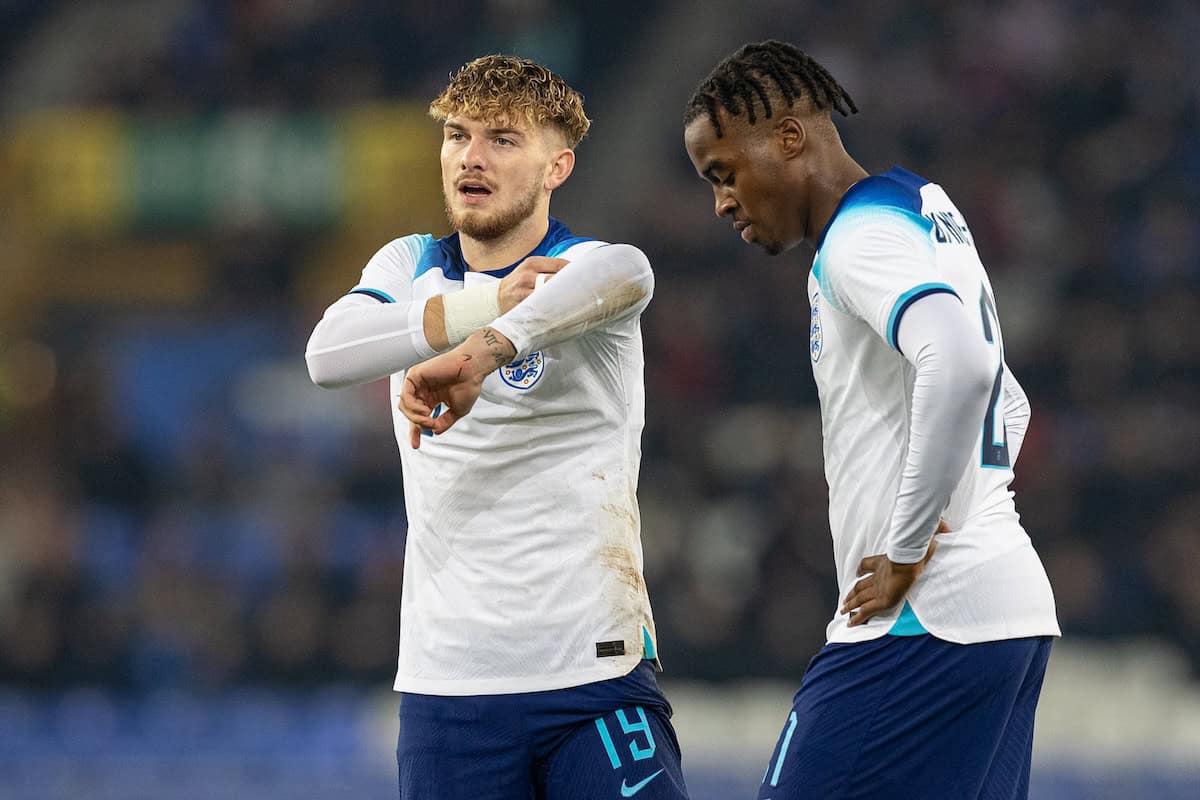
306;55;688;799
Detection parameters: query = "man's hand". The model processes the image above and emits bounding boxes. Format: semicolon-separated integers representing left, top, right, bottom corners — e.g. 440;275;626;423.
400;327;517;448
497;256;567;314
841;520;950;627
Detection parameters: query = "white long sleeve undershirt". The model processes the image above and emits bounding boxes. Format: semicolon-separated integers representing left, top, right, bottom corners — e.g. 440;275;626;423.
305;293;436;388
490;243;653;355
305;243;653;388
886;292;996;563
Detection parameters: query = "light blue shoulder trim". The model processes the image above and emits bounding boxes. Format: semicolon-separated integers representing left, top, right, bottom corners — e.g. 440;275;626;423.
546;236;596;258
397;233;435;269
810;252;842;312
403;233;439;281
887;600;928;636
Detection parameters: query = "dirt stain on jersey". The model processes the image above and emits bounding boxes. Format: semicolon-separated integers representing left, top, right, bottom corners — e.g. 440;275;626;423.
596;495;653;657
598;543;646;595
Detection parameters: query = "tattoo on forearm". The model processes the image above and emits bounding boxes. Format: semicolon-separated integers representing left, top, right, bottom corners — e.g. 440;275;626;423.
480;327;511;368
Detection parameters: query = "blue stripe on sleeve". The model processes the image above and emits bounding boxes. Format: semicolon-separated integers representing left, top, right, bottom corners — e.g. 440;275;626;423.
886;283;959;353
349;288;396;303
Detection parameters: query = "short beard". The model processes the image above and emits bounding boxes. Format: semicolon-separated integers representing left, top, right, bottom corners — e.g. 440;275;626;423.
445;179;542;242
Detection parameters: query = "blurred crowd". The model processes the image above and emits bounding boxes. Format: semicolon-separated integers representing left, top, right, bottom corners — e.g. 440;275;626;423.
1;0;1198;696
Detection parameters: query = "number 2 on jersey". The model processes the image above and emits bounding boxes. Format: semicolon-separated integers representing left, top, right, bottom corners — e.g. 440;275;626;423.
979;285;1010;469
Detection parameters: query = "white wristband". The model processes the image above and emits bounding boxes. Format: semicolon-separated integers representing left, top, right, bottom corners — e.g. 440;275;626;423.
441;282;501;347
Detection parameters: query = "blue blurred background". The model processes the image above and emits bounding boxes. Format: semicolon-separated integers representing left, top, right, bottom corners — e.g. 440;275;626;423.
1;1;1198;798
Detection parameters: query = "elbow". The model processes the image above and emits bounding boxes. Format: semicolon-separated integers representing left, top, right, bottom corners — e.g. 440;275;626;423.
305;330;353;389
606;243;654;287
305;320;350;389
604;243;655;306
305;352;345;389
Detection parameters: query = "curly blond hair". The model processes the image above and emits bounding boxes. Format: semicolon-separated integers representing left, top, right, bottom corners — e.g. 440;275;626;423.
429;55;590;148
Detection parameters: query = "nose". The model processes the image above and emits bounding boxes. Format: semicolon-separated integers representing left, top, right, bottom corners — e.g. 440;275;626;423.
715;190;735;219
461;137;487;172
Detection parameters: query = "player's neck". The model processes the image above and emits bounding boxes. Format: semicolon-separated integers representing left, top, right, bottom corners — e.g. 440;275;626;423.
807;155;869;244
459;214;551;272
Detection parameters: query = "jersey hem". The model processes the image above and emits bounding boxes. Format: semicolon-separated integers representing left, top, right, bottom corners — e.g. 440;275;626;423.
392;656;644;696
827;619;1062;646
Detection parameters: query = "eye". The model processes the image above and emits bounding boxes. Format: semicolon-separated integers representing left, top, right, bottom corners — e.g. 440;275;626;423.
495;136;515;147
707;171;734;188
448;131;465;142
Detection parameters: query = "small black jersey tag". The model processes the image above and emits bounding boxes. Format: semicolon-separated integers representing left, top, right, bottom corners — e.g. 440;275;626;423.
595;640;625;658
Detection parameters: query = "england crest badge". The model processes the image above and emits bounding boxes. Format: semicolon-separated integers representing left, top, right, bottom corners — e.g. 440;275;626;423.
809;297;823;363
500;351;545;390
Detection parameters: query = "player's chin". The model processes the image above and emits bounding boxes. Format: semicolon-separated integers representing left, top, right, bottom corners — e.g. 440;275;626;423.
757;238;786;256
757;232;801;257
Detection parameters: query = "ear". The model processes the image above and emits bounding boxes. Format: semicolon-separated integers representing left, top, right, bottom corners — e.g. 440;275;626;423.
775;116;806;160
545;147;575;191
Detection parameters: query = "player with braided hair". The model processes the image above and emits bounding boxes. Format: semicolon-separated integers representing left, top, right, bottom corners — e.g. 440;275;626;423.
685;39;857;136
685;41;1059;799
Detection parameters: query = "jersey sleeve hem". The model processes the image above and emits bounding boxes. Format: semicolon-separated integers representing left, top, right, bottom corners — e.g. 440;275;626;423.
886;283;960;353
349;287;396;303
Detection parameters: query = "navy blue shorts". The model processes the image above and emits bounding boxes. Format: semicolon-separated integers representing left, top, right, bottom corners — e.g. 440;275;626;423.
397;661;688;799
758;634;1053;800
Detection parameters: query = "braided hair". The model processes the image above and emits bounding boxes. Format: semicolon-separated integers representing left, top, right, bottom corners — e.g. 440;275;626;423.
685;40;858;137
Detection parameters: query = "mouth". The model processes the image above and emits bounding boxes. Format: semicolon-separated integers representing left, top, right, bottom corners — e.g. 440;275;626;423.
734;220;753;242
457;179;494;205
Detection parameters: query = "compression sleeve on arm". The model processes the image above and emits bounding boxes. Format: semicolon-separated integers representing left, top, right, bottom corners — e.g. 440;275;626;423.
489;244;653;355
305;294;437;388
886;292;995;563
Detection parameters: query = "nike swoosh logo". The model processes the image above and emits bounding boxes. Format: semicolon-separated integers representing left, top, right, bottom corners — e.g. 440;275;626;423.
620;769;664;797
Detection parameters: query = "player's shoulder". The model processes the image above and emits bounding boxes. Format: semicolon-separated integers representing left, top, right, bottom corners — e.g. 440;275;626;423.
376;233;437;263
821;167;936;246
358;233;439;283
843;166;929;214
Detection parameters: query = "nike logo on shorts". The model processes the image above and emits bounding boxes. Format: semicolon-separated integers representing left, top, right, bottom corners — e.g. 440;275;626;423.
620;768;664;797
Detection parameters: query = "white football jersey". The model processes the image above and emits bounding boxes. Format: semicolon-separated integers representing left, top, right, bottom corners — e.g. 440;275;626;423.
808;167;1060;645
349;219;659;695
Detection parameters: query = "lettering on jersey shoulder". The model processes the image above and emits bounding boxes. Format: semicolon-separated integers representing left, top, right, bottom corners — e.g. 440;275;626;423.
924;210;974;246
810;295;823;363
500;351;545;390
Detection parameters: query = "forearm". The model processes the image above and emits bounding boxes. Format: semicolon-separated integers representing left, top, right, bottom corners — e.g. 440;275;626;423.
887;294;994;563
490;244;653;354
305;296;439;388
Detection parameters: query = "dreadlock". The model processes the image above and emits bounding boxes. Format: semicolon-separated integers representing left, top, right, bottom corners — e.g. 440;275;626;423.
685;40;858;138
